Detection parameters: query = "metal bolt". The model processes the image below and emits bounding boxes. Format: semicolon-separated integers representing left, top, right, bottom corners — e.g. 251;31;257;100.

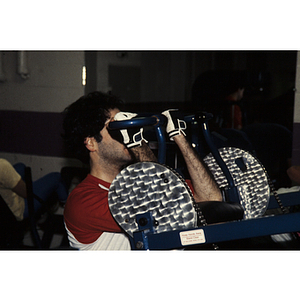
136;241;144;249
138;217;148;226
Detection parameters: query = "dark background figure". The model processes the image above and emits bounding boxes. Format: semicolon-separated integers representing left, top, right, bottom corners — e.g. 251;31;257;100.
191;70;248;130
189;70;254;161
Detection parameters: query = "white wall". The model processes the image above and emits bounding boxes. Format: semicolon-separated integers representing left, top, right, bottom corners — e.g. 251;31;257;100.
0;51;85;179
0;51;85;112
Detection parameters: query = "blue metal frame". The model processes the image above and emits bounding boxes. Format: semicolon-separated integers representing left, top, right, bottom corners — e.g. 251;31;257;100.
268;191;300;209
131;210;300;250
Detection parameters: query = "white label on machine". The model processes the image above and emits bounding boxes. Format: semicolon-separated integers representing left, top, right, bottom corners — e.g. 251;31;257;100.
180;229;206;246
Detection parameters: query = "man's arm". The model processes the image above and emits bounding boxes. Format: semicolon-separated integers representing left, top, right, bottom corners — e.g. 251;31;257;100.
173;134;222;202
130;137;221;203
162;109;222;203
130;141;158;162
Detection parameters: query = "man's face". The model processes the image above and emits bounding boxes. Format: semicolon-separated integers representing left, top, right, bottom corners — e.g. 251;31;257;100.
97;108;133;167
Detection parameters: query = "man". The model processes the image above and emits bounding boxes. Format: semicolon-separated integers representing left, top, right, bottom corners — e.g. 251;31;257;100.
62;91;222;250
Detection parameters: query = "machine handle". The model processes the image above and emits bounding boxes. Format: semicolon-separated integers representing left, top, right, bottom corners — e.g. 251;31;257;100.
108;114;167;164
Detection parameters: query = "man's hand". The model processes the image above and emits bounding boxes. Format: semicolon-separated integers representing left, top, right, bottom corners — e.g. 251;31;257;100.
162;109;187;141
111;112;146;148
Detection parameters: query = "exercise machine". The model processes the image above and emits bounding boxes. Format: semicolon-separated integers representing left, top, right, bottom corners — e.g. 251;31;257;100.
108;112;300;250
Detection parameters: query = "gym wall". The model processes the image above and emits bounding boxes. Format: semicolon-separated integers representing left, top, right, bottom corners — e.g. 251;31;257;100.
0;51;86;180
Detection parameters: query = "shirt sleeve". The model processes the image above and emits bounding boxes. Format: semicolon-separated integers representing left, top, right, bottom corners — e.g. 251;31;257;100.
64;185;123;244
0;159;21;189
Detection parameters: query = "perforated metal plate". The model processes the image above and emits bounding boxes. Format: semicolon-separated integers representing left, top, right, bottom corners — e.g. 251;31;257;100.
204;147;270;219
108;162;197;237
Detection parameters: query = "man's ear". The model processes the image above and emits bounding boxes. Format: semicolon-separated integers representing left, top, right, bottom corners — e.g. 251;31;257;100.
84;137;97;152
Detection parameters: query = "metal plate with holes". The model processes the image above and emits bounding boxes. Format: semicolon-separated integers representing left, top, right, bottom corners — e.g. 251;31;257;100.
204;147;270;219
108;162;197;237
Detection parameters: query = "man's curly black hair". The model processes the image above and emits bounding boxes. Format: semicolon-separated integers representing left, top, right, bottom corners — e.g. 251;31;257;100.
62;91;124;164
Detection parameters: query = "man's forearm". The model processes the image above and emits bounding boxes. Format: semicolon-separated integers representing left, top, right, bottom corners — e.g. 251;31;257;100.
12;179;28;199
129;141;158;163
173;135;222;202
